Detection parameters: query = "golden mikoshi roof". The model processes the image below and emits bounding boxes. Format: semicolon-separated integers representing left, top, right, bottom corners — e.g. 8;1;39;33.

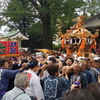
63;16;93;38
65;26;93;38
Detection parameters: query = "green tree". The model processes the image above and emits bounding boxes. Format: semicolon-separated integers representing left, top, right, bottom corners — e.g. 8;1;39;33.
2;0;85;49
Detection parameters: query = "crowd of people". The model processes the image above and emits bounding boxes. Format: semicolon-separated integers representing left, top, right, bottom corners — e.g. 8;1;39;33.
0;52;100;100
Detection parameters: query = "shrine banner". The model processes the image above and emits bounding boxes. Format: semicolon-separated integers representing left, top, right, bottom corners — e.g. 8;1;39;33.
0;41;19;57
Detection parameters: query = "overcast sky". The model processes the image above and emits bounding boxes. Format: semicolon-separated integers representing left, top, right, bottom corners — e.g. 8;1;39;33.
0;0;11;34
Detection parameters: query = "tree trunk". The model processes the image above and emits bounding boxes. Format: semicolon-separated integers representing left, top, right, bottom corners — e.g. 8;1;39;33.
42;15;52;49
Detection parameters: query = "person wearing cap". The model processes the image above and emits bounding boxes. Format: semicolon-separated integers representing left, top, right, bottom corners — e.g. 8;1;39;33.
24;59;44;100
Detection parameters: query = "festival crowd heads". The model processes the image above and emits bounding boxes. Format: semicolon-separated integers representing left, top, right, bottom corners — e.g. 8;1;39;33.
0;52;100;100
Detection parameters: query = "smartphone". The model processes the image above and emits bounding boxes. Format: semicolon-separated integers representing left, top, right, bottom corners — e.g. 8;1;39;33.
73;75;81;87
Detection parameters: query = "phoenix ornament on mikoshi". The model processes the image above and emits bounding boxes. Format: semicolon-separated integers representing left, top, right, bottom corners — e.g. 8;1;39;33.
61;16;98;57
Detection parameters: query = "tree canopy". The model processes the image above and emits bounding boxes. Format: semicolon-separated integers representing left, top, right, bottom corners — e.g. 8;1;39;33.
1;0;86;51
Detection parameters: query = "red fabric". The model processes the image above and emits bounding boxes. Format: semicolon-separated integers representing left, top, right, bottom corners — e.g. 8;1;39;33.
0;41;19;57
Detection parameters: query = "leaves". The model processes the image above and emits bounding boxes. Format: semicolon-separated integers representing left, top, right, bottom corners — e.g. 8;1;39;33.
1;0;86;50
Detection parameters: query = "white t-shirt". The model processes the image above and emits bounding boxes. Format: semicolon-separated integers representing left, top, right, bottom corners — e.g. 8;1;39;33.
24;69;44;100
